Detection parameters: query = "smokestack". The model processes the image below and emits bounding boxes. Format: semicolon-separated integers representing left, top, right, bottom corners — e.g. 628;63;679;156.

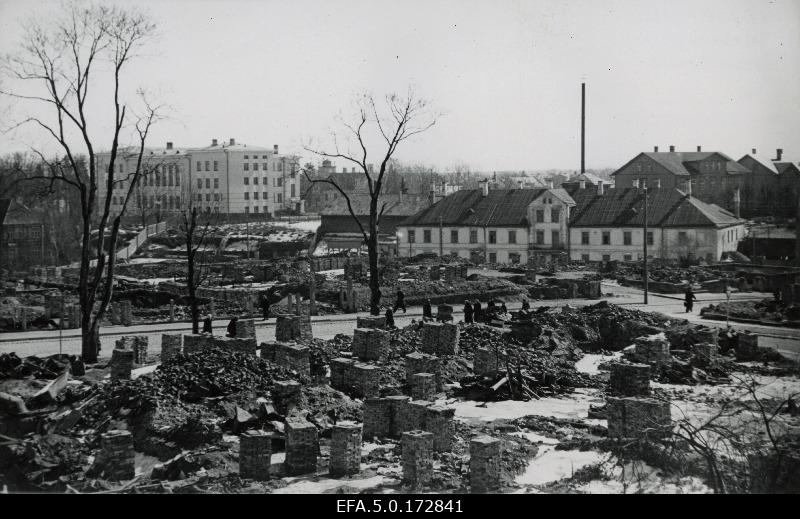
212;139;218;147
697;145;702;152
776;148;784;161
229;138;236;146
669;145;675;152
581;82;585;175
654;146;659;152
274;144;279;154
481;179;489;197
596;181;604;195
579;179;586;189
734;187;741;218
166;142;173;150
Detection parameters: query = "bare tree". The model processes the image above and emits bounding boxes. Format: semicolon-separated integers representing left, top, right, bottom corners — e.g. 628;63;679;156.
1;3;159;362
304;89;438;314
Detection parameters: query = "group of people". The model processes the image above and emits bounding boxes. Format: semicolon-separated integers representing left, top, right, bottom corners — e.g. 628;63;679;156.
199;314;241;337
462;298;508;324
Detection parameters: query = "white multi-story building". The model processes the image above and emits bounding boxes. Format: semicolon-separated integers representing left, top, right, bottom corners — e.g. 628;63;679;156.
95;138;303;218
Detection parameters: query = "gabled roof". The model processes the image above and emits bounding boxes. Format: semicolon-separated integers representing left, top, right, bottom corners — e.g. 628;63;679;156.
569;188;743;229
535;188;576;206
738;154;779;174
0;199;43;226
776;162;800;176
319;194;429;217
613;151;744;177
399;188;550;227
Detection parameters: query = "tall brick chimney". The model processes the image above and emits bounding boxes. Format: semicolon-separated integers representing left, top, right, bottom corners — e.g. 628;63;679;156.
212;138;218;147
776;148;784;161
229;138;236;146
669;145;675;152
696;145;702;152
654;146;659;152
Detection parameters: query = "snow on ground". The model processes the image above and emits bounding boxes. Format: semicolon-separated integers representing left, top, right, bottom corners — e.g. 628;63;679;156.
575;353;622;375
452;388;604;423
516;446;611;486
509;432;560;445
575;461;712;494
272;474;390;494
280;220;321;233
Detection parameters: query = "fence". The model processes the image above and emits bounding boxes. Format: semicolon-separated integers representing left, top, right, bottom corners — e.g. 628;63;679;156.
116;222;167;262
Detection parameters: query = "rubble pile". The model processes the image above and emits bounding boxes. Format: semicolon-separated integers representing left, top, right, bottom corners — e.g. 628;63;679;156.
702;299;800;325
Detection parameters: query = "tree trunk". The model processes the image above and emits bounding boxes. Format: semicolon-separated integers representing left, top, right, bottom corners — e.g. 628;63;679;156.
186;210;200;334
80;310;99;363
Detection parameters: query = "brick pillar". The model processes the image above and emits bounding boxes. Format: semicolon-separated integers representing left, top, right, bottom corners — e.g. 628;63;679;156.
410;373;436;401
397;400;431;433
239;430;272;480
352;328;370;360
330;422;362;477
386;395;411;437
121;300;133;326
285;417;318;475
97;430;135;480
110;348;134;380
424;405;455;452
363;398;392;438
161;334;182;363
169;299;175;323
691;342;720;369
132;336;148;365
438;322;460;355
366;328;390;361
401;431;434;488
272;380;302;415
607;396;672;440
608;362;651;396
421;323;442;354
470;436;501;493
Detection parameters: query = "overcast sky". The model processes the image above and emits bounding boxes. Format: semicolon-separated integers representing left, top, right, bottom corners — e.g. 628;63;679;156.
1;0;798;171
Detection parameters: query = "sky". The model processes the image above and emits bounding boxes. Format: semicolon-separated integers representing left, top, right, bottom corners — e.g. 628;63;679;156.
0;0;798;171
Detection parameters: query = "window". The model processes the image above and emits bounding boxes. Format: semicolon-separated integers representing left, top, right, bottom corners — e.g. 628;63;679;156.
602;254;611;262
602;231;611;245
244;192;250;200
253;206;259;213
646;231;654;246
244;163;249;171
214;178;219;189
254;177;259;185
254;192;259;200
633;179;640;188
244;177;249;185
551;208;561;222
263;206;268;213
508;230;516;244
277;178;283;187
581;231;590;245
197;179;203;189
536;230;544;244
423;230;432;243
276;193;282;203
205;178;210;189
654;179;661;188
214;193;220;201
552;231;560;246
196;161;201;171
489;252;497;263
451;230;459;243
175;169;180;186
213;161;218;172
408;230;416;243
469;230;478;244
205;194;210;201
262;155;267;159
205;161;210;171
488;231;496;244
624;254;632;262
581;254;590;262
245;207;250;214
291;184;296;197
536;209;544;223
263;176;267;185
112;196;117;205
244;155;249;160
168;172;173;186
623;231;632;245
196;194;202;202
263;164;268;171
263;191;268;199
254;163;259;171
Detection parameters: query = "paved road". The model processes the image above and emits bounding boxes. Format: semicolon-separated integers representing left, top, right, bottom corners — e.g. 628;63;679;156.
1;282;797;360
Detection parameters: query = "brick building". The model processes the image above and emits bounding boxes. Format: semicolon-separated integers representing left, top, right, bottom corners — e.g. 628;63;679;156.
0;199;46;272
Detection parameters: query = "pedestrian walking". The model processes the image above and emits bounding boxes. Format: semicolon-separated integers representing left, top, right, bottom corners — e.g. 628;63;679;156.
393;288;407;313
463;300;474;324
226;316;238;337
385;307;395;329
202;314;213;334
260;295;271;321
422;299;433;321
684;287;697;313
473;301;483;323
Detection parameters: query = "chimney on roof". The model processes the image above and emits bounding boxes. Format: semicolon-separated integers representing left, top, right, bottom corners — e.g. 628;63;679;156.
517;180;524;190
654;146;659;152
685;178;692;197
733;187;741;218
212;139;218;147
480;179;489;197
697;145;702;152
597;181;604;195
752;148;757;155
166;142;173;150
669;145;675;152
229;138;236;146
548;180;554;189
274;144;279;154
579;179;586;189
776;148;783;161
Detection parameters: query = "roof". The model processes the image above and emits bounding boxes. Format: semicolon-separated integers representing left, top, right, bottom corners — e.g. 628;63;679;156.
569;188;743;229
613;151;745;177
738;154;779;174
0;199;43;226
776;162;800;176
319;194;430;217
399;188;551;227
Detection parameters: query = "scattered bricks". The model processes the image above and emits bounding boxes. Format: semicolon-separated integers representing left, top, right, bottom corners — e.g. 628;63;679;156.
606;396;672;440
160;334;182;363
438;322;460;355
608;362;651;396
401;431;434;488
239;430;272;480
363;398;392;438
405;352;443;391
97;430;135;480
272;380;302;415
424;405;455;452
421;322;442;354
365;328;390;362
632;335;672;371
469;436;501;493
736;332;760;361
473;347;506;376
285;417;319;476
330;422;363;477
691;342;720;369
386;395;412;437
356;316;386;329
110;348;134;380
410;373;437;401
238;318;256;339
352;328;370;359
397;400;431;433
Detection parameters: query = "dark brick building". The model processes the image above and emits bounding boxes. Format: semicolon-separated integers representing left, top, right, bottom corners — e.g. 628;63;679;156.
0;199;46;272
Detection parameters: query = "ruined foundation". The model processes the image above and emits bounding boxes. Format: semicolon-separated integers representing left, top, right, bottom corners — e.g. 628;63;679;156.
330;422;362;477
239;430;272;480
424;405;455;452
607;396;672;440
110;348;134;380
97;430;135;481
329;358;381;398
285;417;319;476
272;380;302;415
160;334;182;363
260;341;310;376
405;352;444;391
470;436;501;493
115;336;148;365
410;372;437;401
608;362;651;396
401;430;434;488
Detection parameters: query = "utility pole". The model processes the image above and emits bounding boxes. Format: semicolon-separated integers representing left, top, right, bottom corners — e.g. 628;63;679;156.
643;185;649;305
439;216;443;259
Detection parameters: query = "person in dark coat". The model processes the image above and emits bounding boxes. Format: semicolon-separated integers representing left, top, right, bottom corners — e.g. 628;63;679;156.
393;288;407;313
473;301;483;323
500;302;508;315
521;298;530;311
385;307;395;329
463;300;474;324
226;316;238;337
422;299;433;321
684;288;697;313
260;295;271;321
202;315;213;334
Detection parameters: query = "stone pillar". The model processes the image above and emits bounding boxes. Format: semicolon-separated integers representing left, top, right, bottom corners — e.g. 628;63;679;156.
607;396;672;440
295;294;302;316
110;348;134;380
410;373;436;401
401;431;434;488
424;405;455;452
160;334;182;363
470;436;501;493
239;430;272;480
121;300;133;326
608;362;651;396
97;430;135;480
285;417;319;476
272;380;302;415
330;422;362;477
19;307;27;331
